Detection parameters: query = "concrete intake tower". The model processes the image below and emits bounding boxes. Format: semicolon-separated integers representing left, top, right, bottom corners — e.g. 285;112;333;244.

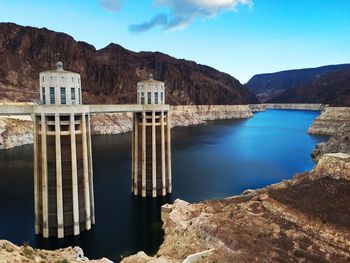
0;64;173;238
132;74;172;197
34;62;95;238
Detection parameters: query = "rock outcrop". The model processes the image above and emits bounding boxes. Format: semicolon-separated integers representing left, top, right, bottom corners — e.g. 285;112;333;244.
0;105;253;149
0;117;33;150
170;105;252;127
122;154;350;262
0;240;112;263
308;107;350;136
0;22;258;105
91;113;133;135
312;122;350;162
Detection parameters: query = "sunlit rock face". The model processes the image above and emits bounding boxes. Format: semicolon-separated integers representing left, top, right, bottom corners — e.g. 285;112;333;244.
0;117;33;150
308;107;350;136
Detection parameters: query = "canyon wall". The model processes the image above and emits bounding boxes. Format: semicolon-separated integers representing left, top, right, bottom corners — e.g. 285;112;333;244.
246;64;350;103
0;105;253;150
0;22;258;105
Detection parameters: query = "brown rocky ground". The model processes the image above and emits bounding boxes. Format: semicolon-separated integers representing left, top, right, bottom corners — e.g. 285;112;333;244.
0;240;112;263
122;153;350;263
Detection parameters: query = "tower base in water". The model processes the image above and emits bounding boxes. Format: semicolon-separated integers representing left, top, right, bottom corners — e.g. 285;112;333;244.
32;106;95;238
131;110;172;197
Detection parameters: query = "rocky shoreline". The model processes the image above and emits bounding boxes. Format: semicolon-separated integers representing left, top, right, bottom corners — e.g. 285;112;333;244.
122;153;350;263
309;107;350;162
308;107;350;135
0;240;112;263
0;117;33;150
249;103;324;112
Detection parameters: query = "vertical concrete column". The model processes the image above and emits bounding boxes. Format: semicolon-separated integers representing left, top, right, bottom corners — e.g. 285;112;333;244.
81;113;91;231
70;114;80;235
131;115;134;193
40;113;49;238
32;114;39;235
87;113;95;225
152;111;157;197
133;114;139;195
141;111;146;197
160;111;166;196
166;112;172;193
55;113;64;238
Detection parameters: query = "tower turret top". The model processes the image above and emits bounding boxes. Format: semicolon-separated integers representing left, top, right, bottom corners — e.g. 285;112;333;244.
56;61;64;71
149;73;153;80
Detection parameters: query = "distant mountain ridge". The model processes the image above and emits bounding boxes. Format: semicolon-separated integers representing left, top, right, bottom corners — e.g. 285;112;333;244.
268;69;350;106
246;64;350;102
0;22;258;105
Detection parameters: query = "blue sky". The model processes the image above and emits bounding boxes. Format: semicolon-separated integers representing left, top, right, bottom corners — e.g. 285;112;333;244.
0;0;350;83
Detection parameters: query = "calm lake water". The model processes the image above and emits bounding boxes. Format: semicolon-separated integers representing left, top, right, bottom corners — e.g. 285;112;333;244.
0;110;327;261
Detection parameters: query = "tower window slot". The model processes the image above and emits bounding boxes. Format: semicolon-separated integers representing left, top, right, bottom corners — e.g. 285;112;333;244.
49;87;55;104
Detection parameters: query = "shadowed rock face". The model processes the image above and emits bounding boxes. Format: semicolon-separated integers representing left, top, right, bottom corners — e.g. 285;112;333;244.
0;22;258;105
268;70;350;106
246;64;350;102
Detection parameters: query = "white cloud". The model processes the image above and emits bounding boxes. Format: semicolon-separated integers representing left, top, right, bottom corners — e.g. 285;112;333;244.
130;0;253;32
100;0;124;12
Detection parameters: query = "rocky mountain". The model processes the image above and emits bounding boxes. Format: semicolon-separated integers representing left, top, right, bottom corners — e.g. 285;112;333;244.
246;64;350;102
269;70;350;106
0;22;258;105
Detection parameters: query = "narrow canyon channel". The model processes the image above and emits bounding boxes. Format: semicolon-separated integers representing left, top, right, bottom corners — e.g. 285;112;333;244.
0;109;328;261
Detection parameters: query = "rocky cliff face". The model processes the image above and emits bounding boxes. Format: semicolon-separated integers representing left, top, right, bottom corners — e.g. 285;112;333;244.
246;64;350;102
309;107;350;162
312;122;350;162
0;22;258;105
0;117;33;149
170;105;252;127
122;153;350;262
308;107;350;136
269;70;350;106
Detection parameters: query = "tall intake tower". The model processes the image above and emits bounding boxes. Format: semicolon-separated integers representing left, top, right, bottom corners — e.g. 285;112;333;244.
33;62;95;238
132;74;172;197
